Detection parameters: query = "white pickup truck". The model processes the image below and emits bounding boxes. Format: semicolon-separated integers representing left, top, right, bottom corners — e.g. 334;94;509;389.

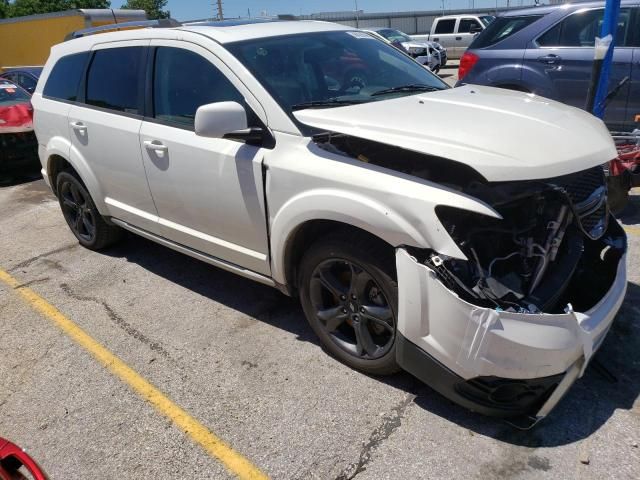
413;14;494;59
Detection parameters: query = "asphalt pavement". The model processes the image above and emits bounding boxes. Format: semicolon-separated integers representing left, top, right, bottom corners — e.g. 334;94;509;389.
0;170;639;479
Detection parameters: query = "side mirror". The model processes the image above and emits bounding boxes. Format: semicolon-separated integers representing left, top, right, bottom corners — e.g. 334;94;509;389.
470;25;482;34
195;101;248;138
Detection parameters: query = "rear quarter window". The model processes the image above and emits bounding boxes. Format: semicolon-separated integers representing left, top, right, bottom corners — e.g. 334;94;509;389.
470;15;544;48
43;52;89;101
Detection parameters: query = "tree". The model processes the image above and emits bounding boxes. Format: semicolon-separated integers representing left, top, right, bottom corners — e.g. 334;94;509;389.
7;1;110;18
120;0;168;20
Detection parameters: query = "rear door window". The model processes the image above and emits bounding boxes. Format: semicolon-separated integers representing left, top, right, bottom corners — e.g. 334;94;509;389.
43;52;89;101
537;8;633;47
470;15;544;48
85;46;144;114
434;19;456;34
458;18;482;33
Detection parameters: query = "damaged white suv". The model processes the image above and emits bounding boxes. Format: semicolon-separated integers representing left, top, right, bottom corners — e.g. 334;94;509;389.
33;20;627;425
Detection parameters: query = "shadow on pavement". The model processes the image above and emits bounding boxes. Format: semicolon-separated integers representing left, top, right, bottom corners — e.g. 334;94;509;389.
102;228;639;448
0;168;41;188
104;234;316;344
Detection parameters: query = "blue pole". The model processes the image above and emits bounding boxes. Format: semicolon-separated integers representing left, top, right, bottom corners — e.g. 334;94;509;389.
592;0;621;118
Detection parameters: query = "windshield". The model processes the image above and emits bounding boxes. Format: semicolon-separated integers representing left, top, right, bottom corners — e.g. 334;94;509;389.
376;29;412;43
480;16;495;26
228;31;447;116
0;82;30;106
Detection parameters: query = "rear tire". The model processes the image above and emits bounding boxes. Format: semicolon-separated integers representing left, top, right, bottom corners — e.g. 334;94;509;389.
56;171;122;250
298;232;400;375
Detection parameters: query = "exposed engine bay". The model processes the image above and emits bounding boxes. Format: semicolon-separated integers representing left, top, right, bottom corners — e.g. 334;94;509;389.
314;133;626;314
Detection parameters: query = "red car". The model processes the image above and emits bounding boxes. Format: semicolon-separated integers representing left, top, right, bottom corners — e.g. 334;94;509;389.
608;130;640;213
0;80;39;175
0;437;47;480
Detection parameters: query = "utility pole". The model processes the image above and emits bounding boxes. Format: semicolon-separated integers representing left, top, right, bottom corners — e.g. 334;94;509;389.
354;0;359;28
216;0;223;21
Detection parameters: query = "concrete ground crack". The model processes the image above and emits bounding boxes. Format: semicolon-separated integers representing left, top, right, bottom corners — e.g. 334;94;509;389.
13;277;50;289
9;243;78;271
335;392;416;480
59;283;174;363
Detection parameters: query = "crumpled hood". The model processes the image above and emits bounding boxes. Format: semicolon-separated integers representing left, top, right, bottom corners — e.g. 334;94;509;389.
294;85;616;182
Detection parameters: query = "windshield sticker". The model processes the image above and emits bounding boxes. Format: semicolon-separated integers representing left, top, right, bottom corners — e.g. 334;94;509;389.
347;31;374;39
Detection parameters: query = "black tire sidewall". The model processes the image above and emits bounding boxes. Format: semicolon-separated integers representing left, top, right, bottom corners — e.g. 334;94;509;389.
56;172;103;249
298;236;399;375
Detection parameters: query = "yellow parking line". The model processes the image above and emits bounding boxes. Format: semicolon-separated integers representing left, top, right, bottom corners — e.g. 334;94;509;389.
624;225;640;236
0;269;268;480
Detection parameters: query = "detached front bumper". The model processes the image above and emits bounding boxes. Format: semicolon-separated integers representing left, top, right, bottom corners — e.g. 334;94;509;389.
395;221;627;422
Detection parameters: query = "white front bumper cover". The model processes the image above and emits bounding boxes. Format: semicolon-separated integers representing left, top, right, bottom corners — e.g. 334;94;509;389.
395;221;627;425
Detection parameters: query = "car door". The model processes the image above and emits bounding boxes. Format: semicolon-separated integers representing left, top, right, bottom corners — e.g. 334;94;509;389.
431;19;458;58
139;41;270;275
456;18;483;56
68;40;161;234
522;7;634;130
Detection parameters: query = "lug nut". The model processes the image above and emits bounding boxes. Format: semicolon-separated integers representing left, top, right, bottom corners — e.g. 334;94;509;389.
342;308;347;314
360;307;365;313
351;294;357;300
340;295;346;300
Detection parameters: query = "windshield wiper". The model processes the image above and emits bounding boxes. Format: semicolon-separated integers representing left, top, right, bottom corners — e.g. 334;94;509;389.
371;84;442;97
291;99;363;111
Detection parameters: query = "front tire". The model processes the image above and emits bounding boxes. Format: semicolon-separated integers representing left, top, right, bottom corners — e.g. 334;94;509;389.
56;171;122;250
298;232;400;375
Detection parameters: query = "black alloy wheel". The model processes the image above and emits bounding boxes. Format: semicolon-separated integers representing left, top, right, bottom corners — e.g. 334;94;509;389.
310;259;395;360
60;179;96;243
299;232;400;375
56;171;122;250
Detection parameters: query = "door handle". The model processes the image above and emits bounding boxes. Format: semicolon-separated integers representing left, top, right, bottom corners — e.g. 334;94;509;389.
456;36;462;40
537;54;561;64
432;37;439;41
143;140;169;154
70;121;87;134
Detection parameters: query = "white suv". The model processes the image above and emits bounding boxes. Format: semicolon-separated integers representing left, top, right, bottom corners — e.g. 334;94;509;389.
33;20;627;425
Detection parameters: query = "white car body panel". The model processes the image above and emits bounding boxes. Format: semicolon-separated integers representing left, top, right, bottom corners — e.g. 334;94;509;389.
265;132;500;285
139;38;271;274
294;85;617;181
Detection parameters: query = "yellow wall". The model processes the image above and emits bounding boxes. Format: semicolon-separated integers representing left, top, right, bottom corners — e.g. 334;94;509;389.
0;14;86;68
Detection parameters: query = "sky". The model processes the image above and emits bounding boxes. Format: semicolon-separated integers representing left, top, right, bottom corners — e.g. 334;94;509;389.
110;0;536;22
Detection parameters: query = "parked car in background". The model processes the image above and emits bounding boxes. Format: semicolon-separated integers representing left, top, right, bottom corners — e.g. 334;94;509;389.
0;67;42;94
0;80;39;175
366;27;446;72
0;437;48;480
456;1;640;131
413;14;494;59
33;20;626;423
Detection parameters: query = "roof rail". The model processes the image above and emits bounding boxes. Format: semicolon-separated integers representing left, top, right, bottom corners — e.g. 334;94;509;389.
64;18;181;41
